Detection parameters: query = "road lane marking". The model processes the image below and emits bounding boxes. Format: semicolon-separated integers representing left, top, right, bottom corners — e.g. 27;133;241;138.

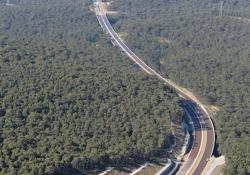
94;2;215;174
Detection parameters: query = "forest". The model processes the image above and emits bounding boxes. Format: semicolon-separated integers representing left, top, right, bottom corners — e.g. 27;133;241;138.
108;0;250;174
0;1;183;175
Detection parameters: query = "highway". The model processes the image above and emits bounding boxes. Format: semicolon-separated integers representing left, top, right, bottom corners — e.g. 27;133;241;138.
94;1;215;174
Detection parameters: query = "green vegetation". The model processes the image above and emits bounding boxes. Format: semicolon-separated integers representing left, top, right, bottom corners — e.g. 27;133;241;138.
0;1;183;175
109;0;250;174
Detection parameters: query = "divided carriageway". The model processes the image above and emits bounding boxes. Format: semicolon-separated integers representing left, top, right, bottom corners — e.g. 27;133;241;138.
94;1;215;174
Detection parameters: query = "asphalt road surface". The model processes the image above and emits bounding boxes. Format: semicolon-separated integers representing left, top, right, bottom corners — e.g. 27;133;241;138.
94;1;215;174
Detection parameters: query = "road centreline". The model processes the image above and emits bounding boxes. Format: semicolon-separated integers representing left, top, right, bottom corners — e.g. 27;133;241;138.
177;107;200;175
96;5;154;75
186;102;215;175
184;102;207;175
94;1;215;174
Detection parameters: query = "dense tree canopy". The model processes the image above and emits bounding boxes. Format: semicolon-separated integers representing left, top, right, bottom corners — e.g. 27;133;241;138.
0;1;183;175
109;0;250;174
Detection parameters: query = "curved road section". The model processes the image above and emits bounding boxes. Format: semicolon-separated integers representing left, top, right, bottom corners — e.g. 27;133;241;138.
94;1;215;174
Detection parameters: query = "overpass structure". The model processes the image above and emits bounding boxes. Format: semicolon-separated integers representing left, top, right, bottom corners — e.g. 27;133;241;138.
94;1;215;174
